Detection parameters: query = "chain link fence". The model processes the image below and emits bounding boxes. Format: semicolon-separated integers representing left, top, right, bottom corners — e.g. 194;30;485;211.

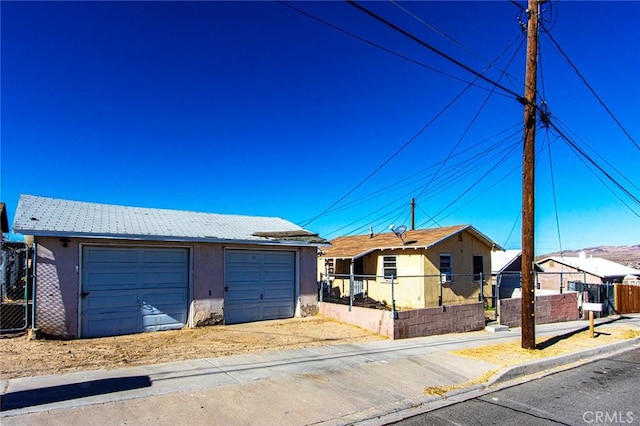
1;241;31;333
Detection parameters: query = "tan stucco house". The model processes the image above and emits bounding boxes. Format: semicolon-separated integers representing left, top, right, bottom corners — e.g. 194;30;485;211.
13;194;327;339
318;225;500;309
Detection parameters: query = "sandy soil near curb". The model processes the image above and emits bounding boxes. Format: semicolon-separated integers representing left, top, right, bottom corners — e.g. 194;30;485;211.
0;316;383;380
423;326;640;396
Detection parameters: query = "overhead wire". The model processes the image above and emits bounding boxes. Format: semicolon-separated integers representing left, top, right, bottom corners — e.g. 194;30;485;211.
276;1;506;96
548;118;640;210
417;137;522;228
544;129;564;255
414;34;525;200
389;0;527;90
303;30;526;228
541;21;640;152
346;0;527;103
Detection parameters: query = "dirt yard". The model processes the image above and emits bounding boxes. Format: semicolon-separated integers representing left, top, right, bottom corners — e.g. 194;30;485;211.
0;316;383;380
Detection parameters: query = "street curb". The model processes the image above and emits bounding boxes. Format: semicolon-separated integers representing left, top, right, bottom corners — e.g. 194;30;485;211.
352;336;640;425
487;336;640;386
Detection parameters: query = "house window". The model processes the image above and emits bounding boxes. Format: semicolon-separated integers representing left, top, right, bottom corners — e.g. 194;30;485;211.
382;255;397;280
473;256;483;282
440;254;452;282
324;259;334;275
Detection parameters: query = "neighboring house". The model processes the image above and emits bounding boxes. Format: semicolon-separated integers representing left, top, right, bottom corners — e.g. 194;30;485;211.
537;252;640;291
318;225;500;309
13;194;327;338
491;250;544;300
491;249;522;300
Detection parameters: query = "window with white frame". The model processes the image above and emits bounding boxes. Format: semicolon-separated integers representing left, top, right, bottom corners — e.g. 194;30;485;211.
382;255;397;280
439;254;453;282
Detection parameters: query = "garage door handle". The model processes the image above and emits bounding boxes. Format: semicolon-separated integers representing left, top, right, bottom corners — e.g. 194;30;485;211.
260;294;264;299
81;292;90;299
225;286;229;292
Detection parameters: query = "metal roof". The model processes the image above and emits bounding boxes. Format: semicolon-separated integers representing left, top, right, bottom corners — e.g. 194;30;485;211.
320;225;501;260
491;249;522;274
538;255;640;278
13;194;326;246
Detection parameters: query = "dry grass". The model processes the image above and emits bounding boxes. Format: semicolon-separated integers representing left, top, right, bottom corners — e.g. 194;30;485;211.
0;316;383;380
423;326;640;396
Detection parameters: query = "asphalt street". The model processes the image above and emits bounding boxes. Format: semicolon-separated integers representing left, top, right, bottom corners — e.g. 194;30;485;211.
393;348;640;425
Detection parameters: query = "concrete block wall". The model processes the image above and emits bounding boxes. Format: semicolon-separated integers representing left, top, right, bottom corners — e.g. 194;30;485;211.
393;303;485;339
318;302;394;338
318;301;485;339
498;292;579;328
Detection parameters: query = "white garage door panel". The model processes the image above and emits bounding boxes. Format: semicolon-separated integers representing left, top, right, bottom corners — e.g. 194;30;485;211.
224;250;295;325
81;247;189;338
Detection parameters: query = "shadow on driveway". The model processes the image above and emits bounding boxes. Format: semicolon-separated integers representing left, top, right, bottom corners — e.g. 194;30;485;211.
1;376;151;411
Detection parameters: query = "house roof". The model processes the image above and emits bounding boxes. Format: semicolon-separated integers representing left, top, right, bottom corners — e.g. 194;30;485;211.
491;249;522;274
12;194;328;246
321;225;500;260
537;255;640;279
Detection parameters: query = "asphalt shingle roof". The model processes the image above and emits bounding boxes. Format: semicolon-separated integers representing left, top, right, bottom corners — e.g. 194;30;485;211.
321;225;500;259
13;194;326;245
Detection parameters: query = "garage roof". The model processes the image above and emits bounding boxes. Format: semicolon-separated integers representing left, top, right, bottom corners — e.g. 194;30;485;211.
321;225;500;260
13;194;327;245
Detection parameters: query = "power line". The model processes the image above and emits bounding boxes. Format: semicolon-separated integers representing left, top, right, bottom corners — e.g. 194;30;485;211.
548;118;640;209
346;0;527;103
389;0;527;90
277;1;504;95
541;22;640;151
302;31;524;228
544;129;564;255
415;35;525;200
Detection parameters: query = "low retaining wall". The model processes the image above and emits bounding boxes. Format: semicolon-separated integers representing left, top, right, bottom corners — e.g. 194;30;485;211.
318;302;485;339
498;292;579;328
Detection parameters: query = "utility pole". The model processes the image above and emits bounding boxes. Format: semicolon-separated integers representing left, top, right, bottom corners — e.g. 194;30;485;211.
521;0;542;349
410;198;416;230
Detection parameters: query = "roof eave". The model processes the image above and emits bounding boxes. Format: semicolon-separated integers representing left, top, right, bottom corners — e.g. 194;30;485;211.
14;229;325;247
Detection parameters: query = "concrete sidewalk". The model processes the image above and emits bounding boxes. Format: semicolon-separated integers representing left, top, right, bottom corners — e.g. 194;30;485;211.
2;315;639;425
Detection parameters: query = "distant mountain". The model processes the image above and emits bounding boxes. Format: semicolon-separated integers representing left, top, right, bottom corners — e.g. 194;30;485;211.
537;245;640;270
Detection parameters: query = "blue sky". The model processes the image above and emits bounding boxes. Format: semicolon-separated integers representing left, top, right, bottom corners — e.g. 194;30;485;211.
2;1;639;253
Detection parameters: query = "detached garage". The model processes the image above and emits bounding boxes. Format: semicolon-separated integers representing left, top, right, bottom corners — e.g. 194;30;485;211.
13;194;327;339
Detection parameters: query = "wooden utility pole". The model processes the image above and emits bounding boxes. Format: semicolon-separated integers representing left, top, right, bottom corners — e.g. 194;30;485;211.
521;0;541;349
410;198;416;230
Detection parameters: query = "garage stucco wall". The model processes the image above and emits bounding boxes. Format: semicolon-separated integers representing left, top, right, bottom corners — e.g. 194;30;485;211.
34;237;80;338
33;237;319;338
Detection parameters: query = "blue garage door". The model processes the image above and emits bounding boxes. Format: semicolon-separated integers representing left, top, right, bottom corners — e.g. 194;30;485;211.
224;250;295;324
81;247;189;338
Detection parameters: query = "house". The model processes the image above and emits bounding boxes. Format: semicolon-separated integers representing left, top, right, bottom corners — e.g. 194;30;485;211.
13;194;328;338
491;249;543;300
537;252;640;292
318;225;500;309
491;249;522;300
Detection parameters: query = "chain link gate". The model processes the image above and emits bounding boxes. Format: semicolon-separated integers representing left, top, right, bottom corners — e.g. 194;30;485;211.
1;241;31;333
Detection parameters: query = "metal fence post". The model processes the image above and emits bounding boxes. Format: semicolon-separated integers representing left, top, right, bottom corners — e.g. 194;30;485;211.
439;273;443;306
479;272;483;303
391;276;396;318
349;261;354;312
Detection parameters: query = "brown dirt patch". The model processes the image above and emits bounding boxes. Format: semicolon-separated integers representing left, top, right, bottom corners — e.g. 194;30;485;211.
0;316;383;380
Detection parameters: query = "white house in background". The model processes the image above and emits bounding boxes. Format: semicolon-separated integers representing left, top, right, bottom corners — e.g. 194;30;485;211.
537;252;640;292
13;194;328;339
